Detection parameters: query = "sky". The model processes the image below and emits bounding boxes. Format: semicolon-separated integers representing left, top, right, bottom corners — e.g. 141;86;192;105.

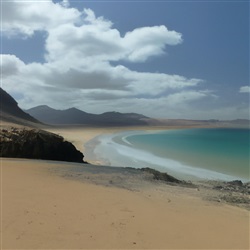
1;0;249;120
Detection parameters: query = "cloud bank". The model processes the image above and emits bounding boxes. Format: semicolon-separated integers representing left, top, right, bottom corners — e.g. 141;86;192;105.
239;86;250;93
1;0;247;119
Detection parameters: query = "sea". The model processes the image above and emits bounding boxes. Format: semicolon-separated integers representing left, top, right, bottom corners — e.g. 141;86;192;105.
89;128;250;182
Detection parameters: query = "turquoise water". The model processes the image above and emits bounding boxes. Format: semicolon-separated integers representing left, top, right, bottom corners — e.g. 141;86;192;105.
125;128;249;180
91;128;250;181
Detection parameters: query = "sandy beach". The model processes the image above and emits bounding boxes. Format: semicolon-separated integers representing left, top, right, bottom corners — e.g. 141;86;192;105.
1;158;249;249
1;125;249;249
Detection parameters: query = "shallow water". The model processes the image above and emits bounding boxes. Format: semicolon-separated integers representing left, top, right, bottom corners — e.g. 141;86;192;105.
89;128;250;181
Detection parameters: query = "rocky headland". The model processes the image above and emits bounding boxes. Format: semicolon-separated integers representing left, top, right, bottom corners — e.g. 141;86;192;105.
0;127;85;163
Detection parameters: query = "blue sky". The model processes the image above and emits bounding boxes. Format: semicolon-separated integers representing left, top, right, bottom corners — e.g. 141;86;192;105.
1;0;249;119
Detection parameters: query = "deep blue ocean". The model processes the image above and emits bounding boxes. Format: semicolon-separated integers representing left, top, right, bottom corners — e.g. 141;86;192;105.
93;128;250;181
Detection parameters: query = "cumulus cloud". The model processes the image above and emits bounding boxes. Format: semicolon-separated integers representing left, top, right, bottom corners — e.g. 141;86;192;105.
2;1;182;63
123;25;182;62
44;11;182;63
1;0;80;37
1;0;217;118
239;86;250;93
1;54;25;78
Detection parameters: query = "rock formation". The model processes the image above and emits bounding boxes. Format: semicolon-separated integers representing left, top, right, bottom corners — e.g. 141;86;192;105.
0;128;85;163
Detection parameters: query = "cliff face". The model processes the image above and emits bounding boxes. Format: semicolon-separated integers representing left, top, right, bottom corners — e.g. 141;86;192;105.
0;128;85;163
0;88;39;124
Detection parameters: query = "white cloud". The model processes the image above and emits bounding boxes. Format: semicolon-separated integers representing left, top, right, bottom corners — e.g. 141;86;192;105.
239;86;250;93
44;22;123;62
61;0;70;8
1;0;80;37
44;13;181;64
123;25;182;62
164;91;209;106
2;2;182;63
1;54;25;78
1;1;222;119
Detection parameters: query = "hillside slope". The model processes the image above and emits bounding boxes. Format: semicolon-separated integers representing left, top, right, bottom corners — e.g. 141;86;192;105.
0;88;40;126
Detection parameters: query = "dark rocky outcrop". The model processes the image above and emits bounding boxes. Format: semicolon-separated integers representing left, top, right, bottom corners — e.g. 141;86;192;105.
210;180;250;208
140;167;182;184
213;180;249;195
227;180;243;186
139;167;195;188
0;128;85;163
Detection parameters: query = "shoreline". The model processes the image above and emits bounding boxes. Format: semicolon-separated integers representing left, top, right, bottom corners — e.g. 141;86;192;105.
85;131;246;182
48;126;249;183
45;126;180;164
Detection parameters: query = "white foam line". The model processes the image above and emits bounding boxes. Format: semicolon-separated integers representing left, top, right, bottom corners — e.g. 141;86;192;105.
121;135;132;146
93;132;248;182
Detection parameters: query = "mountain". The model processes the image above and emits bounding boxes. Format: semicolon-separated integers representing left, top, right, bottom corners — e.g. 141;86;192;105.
227;119;250;126
0;88;40;126
26;105;149;126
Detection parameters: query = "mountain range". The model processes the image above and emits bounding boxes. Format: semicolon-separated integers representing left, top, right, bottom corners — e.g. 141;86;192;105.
26;105;149;126
0;87;149;126
1;87;249;128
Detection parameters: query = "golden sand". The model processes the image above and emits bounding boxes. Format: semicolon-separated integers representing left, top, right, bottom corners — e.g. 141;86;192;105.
1;125;249;249
1;158;249;249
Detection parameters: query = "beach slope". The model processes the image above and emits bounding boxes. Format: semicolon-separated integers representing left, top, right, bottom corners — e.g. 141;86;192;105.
1;158;249;249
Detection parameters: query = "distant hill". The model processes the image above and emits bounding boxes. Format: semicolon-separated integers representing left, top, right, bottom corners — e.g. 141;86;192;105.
227;119;250;126
0;88;40;126
26;105;149;126
2;88;248;128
